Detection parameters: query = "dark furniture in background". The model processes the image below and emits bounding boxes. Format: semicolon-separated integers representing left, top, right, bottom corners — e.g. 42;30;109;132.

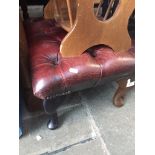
19;15;43;112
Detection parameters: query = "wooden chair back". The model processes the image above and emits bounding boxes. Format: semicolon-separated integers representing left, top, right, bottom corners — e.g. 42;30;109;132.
44;0;135;57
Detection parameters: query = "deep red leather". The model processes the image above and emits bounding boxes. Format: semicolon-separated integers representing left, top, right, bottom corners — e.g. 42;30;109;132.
25;19;135;99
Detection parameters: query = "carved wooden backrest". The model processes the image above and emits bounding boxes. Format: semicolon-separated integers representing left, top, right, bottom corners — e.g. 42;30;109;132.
44;0;135;57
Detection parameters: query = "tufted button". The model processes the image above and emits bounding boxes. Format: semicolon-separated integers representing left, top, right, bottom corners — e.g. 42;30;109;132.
47;54;60;66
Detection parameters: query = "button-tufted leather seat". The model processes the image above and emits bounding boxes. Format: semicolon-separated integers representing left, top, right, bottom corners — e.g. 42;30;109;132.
25;18;135;129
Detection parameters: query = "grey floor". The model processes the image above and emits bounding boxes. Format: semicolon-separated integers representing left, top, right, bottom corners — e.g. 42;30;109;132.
19;82;135;155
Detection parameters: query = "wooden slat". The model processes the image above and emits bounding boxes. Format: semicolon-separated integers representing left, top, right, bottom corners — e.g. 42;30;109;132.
103;0;115;20
66;0;73;28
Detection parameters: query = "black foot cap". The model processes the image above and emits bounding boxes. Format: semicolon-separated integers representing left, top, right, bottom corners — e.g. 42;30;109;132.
47;114;59;130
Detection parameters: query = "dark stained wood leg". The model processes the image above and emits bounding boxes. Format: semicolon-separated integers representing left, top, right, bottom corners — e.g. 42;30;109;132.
113;77;134;107
47;112;59;130
43;96;66;130
43;98;59;130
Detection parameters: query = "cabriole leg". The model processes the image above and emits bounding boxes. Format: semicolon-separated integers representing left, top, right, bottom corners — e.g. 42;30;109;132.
113;76;134;107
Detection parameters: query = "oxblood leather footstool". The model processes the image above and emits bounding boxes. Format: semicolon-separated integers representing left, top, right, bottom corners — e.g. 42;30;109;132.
25;18;135;130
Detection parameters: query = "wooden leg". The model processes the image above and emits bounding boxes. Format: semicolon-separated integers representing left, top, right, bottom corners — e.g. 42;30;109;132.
47;112;59;130
43;98;59;130
43;96;66;130
113;77;134;107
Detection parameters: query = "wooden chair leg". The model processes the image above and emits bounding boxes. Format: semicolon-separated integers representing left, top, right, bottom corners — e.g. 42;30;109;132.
113;77;134;107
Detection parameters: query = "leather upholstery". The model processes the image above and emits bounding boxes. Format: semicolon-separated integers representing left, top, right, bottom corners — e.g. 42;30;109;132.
25;19;135;99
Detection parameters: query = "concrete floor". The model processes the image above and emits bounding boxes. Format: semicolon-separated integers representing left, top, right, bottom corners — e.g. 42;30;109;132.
19;82;135;155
